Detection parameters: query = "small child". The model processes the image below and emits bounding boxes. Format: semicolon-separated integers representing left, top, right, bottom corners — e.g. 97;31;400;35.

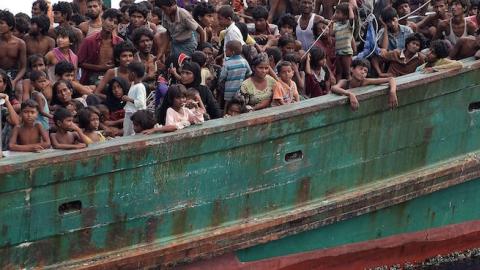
332;59;398;111
218;40;252;106
130;110;177;135
278;35;297;58
271;61;300;106
224;95;247;117
305;47;333;98
50;107;88;150
78;107;106;144
163;85;204;130
30;70;53;130
9;99;51;152
191;51;212;87
185;88;207;120
333;2;355;81
122;62;147;136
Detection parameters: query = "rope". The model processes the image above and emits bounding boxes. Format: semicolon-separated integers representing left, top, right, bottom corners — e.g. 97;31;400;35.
399;0;432;21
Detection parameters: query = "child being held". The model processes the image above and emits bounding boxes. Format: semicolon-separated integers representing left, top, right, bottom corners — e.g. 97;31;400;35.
271;61;300;107
30;70;53;130
159;84;205;130
50;107;89;150
131;110;177;135
78;107;106;144
123;62;147;136
9;99;51;152
185;88;207;120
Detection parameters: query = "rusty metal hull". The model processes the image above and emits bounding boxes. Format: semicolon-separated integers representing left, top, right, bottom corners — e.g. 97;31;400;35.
1;59;480;269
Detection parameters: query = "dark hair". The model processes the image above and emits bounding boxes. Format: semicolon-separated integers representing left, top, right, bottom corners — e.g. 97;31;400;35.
32;0;49;14
278;35;296;48
191;51;207;67
21;99;39;111
198;42;213;51
392;0;410;10
336;2;350;16
131;110;157;131
102;8;122;21
251;6;269;20
71;14;86;26
451;0;470;8
53;1;73;21
30;70;47;82
312;20;328;38
192;2;215;23
86;0;103;4
251;53;269;68
51;80;74;106
310;47;326;69
27;54;46;71
225;94;247;114
15;12;31;22
430;40;449;58
156;84;187;124
405;32;425;50
226;40;243;55
129;3;149;18
132;27;154;46
152;7;163;19
235;22;249;42
265;47;282;64
30;15;50;35
276;61;293;73
14;16;30;34
277;13;297;29
54;61;75;77
139;0;153;11
113;41;136;65
53;107;72;123
55;26;76;45
217;5;234;20
0;69;14;99
105;77;128;111
78;107;101;131
181;61;202;87
155;0;177;8
0;10;15;31
283;52;300;64
351;59;371;70
127;62;146;78
381;7;399;22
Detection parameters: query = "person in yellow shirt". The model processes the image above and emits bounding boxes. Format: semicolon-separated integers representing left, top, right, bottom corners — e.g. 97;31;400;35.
416;40;464;73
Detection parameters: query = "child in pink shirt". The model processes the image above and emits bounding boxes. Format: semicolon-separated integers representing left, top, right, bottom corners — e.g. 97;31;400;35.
164;85;204;130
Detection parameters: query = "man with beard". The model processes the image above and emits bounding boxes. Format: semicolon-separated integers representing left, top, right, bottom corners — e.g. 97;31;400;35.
436;0;476;46
25;15;55;57
131;27;157;90
0;10;27;90
78;8;123;85
51;2;84;53
295;0;329;51
79;0;104;37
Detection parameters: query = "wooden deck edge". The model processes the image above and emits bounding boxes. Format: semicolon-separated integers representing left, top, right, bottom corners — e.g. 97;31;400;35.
44;151;480;270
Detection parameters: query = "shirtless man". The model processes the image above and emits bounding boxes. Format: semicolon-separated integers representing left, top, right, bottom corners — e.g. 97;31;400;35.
79;0;103;37
25;15;55;57
77;8;123;85
51;1;84;53
436;0;476;46
449;30;480;59
295;0;329;51
268;0;301;23
417;0;450;39
132;27;157;88
0;10;27;90
31;0;49;17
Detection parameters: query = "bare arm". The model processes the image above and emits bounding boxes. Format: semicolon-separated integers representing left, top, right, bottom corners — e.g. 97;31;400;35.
254;97;272;111
72;80;94;95
364;77;398;108
0;94;20;126
95;69;113;97
50;133;86;150
13;39;27;87
196;26;207;44
332;79;359;110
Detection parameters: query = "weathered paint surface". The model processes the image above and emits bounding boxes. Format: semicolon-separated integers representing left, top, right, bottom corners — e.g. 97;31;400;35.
0;59;480;269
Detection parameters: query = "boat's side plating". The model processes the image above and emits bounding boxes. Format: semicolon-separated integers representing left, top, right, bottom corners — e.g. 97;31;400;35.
1;60;480;269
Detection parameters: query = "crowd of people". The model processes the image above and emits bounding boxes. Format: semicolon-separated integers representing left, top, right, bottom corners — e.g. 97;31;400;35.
0;0;479;155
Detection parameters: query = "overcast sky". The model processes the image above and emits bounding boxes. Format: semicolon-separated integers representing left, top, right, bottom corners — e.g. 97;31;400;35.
1;0;122;16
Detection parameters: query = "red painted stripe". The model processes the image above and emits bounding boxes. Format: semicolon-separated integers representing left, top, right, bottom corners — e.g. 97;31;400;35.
176;220;480;270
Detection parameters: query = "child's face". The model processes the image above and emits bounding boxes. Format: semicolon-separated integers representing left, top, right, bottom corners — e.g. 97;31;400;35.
279;65;294;82
254;18;268;32
406;40;420;54
56;82;72;104
351;66;368;81
202;48;214;64
119;51;134;67
227;104;242;116
89;113;100;130
173;95;186;108
21;106;38;125
225;48;234;57
56;35;71;48
334;10;347;21
60;72;75;82
200;13;215;27
112;81;124;98
66;104;77;117
180;70;195;85
33;77;49;91
58;116;74;131
217;14;231;28
279;25;294;36
31;59;46;72
281;42;296;55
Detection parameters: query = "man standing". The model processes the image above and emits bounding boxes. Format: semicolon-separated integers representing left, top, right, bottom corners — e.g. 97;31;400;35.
0;10;27;90
79;0;104;37
51;1;84;52
436;0;476;46
25;15;55;57
78;9;123;85
132;28;157;89
295;0;329;51
156;0;206;58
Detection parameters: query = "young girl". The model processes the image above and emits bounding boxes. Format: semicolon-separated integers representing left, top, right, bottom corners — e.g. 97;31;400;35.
305;47;332;98
156;85;204;130
78;107;106;144
104;77;128;122
30;70;53;130
224;95;247;117
271;61;300;106
45;27;78;80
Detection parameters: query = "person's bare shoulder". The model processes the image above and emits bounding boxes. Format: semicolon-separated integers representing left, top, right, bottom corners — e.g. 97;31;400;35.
78;22;89;35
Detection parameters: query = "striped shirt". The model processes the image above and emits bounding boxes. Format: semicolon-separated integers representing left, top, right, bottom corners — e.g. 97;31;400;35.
333;20;354;56
219;55;252;101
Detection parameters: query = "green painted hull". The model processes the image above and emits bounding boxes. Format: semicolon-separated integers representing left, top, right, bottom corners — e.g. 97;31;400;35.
1;59;480;269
